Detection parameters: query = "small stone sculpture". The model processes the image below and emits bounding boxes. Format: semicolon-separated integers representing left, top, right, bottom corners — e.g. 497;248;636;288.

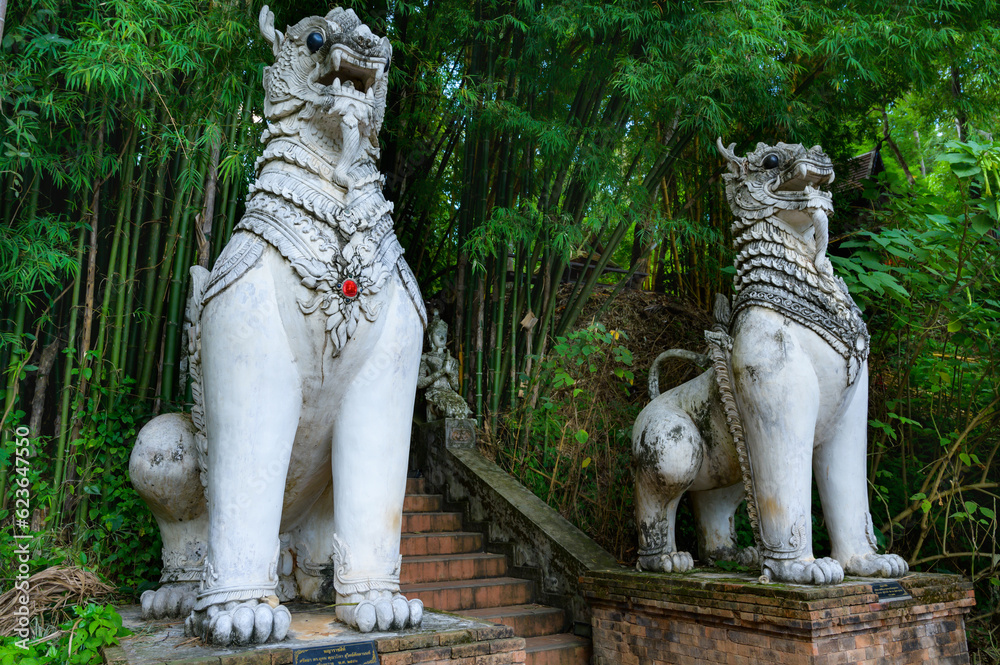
417;311;471;421
129;6;426;646
632;139;909;585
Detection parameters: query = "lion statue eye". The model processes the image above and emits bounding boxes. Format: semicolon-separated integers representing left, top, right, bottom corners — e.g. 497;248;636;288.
762;154;780;169
306;32;324;53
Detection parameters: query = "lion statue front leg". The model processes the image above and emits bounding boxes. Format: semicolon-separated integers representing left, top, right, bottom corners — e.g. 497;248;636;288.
814;363;908;580
732;332;906;584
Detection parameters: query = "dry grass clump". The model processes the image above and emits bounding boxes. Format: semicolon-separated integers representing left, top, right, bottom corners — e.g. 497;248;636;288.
0;566;113;636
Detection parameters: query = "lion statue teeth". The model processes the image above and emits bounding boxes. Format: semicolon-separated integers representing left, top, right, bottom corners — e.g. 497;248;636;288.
129;6;426;645
632;139;909;585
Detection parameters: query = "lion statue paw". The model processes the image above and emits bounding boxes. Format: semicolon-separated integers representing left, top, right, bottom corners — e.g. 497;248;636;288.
140;583;198;620
638;550;694;573
186;599;291;646
763;556;844;585
337;590;423;633
844;552;908;578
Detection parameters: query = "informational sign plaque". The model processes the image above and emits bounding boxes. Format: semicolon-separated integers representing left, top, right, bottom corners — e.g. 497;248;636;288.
293;640;379;664
871;581;912;603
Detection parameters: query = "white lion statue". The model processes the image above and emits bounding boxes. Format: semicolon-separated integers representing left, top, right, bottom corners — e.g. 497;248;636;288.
129;6;426;645
632;139;909;585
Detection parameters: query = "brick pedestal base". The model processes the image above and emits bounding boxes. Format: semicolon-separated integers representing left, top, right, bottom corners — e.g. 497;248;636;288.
103;604;525;665
580;570;974;665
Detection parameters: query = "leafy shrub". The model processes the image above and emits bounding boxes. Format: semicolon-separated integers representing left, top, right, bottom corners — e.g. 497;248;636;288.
495;322;640;557
831;140;999;621
0;603;129;665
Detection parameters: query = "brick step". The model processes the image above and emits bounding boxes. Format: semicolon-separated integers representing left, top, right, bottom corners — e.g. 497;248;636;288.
401;577;534;611
400;531;483;556
400;552;507;584
524;634;591;665
460;604;566;638
402;493;443;513
405;477;426;494
402;511;463;533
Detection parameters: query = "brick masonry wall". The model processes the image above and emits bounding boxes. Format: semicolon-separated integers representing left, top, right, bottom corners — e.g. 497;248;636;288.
580;570;975;665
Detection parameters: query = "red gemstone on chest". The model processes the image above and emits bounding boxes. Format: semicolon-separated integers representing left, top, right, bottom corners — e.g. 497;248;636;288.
341;279;359;298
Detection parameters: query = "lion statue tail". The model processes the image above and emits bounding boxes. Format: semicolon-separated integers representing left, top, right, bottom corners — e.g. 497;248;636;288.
647;349;710;400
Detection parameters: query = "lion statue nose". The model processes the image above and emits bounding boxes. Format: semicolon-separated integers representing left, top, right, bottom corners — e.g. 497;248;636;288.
353;24;377;49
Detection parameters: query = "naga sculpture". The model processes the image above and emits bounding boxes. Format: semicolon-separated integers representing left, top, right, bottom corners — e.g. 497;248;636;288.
129;6;426;645
632;139;909;585
417;311;471;421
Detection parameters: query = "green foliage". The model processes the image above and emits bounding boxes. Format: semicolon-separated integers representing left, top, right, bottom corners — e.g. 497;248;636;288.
0;215;78;305
0;604;129;665
69;387;161;591
494;323;639;556
831;139;1000;601
0;392;161;591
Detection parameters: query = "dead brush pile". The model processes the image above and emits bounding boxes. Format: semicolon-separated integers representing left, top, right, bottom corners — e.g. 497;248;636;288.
0;566;113;637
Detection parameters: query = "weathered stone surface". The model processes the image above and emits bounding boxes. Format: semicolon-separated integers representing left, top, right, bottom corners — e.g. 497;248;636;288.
419;311;472;421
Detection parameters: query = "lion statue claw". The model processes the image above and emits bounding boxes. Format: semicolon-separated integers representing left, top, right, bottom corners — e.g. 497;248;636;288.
633;140;908;585
130;6;426;644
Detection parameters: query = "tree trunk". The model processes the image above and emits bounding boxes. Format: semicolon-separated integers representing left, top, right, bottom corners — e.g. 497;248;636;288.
29;339;61;439
882;109;916;186
197;136;222;268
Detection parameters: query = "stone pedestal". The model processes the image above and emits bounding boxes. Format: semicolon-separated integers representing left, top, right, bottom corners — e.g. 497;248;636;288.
581;569;974;665
411;418;477;471
103;604;524;665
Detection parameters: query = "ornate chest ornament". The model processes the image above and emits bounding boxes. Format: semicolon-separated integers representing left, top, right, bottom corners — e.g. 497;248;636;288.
201;4;425;355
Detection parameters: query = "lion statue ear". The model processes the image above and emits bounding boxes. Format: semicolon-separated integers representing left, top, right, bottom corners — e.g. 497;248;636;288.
716;138;746;176
259;5;283;58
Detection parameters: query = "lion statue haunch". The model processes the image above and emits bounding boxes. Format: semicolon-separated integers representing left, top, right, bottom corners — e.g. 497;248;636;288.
632;139;909;585
129;6;427;645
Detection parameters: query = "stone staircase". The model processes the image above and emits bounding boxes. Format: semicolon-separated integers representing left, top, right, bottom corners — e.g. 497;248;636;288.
400;477;591;665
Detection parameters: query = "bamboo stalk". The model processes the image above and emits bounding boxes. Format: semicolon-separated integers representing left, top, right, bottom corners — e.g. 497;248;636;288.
0;298;26;504
1;182;39;420
160;181;201;404
121;135;153;378
136;156;171;396
197;129;222;268
475;274;485;423
94;128;137;393
490;247;508;431
63;113;108;521
53;224;87;529
138;146;191;399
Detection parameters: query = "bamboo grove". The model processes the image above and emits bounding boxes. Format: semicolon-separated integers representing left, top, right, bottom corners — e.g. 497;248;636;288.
1;0;999;633
0;0;271;547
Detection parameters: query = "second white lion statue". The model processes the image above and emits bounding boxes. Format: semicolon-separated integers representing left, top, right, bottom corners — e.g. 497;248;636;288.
129;6;427;645
632;139;909;585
